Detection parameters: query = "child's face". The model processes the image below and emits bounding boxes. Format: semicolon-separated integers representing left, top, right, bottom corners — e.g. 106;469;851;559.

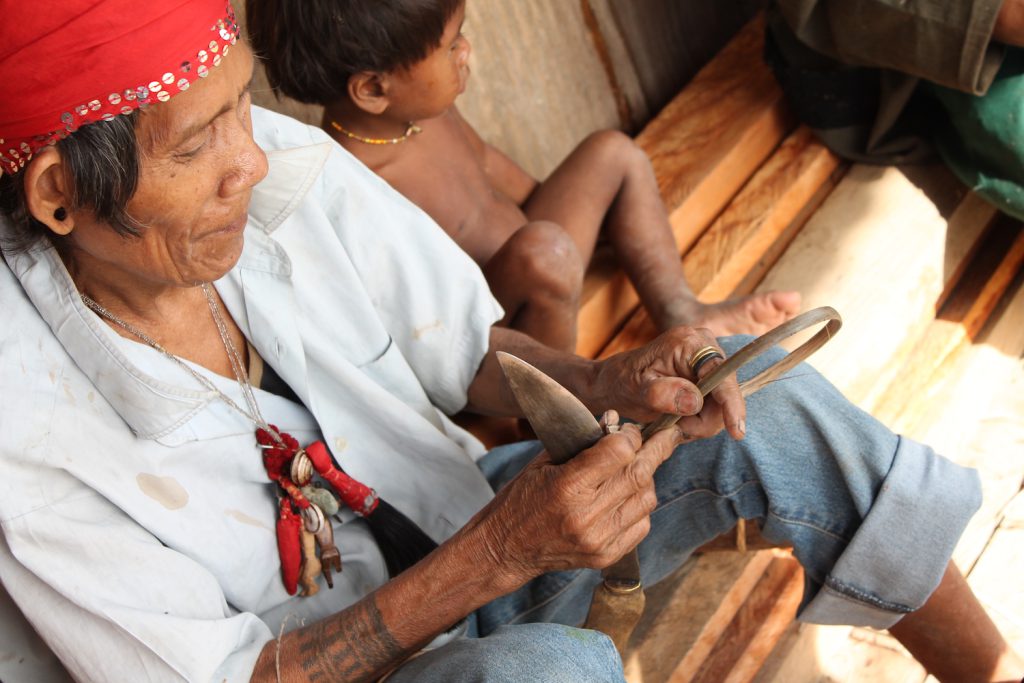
386;3;470;120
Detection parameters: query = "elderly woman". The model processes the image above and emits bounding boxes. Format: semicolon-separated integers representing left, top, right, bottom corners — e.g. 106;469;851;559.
0;1;1020;682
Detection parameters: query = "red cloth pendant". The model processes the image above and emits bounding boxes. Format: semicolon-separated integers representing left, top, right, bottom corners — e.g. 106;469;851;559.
305;441;379;517
276;498;303;596
256;425;380;594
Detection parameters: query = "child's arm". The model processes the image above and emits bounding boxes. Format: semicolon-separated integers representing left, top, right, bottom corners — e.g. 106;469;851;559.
450;106;538;205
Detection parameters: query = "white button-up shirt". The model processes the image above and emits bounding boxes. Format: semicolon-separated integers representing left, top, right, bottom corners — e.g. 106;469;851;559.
0;106;504;682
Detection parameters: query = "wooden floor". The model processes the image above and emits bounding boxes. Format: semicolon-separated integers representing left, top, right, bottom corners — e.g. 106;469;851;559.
454;16;1024;680
620;165;1024;682
752;231;1024;683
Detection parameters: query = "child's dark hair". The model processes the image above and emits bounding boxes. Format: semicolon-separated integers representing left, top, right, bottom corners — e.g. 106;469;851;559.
246;0;463;105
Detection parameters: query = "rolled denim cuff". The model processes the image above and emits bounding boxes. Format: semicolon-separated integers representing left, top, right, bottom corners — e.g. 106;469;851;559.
799;436;981;628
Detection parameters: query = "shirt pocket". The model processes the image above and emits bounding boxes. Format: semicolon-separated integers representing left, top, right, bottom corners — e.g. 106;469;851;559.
356;336;438;426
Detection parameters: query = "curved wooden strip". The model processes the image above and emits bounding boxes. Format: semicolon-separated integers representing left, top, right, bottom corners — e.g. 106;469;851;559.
642;306;842;439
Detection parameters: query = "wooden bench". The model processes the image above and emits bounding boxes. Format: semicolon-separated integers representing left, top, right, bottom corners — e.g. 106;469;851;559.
461;14;1024;682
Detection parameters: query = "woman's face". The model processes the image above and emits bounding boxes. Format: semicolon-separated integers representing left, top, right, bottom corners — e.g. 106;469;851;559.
62;41;268;289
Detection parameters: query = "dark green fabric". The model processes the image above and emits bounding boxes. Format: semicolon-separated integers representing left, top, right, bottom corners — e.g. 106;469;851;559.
925;48;1024;220
766;0;1024;220
765;0;1006;164
771;0;1005;93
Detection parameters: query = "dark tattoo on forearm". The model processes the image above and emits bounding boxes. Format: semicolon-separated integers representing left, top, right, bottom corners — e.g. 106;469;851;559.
296;596;405;682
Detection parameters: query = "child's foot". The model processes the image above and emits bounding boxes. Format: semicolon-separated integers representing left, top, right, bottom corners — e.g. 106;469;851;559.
679;290;802;338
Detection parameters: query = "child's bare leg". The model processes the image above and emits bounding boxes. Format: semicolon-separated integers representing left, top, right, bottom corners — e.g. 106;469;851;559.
889;562;1023;682
483;221;584;352
523;130;801;336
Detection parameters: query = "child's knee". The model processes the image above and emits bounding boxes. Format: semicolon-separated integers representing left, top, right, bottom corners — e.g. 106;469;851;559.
582;129;646;168
507;222;584;299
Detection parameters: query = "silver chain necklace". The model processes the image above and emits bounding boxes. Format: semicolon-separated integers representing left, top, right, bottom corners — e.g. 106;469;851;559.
80;283;281;444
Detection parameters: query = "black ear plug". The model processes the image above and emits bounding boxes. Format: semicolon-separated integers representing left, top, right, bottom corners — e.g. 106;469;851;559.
53;207;67;221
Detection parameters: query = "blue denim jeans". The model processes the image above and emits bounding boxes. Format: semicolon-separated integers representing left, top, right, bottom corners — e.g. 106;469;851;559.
387;337;981;682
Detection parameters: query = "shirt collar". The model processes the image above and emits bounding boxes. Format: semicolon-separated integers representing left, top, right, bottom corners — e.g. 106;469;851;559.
247;143;331;234
1;142;331;442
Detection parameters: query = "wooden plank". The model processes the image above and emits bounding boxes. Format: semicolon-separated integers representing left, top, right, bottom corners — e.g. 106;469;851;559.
966;491;1024;654
681;127;841;303
939;216;1024;338
686;553;803;683
636;169;993;681
755;263;1024;683
754;165;977;411
598;128;844;683
910;274;1024;572
594;126;836;360
623;551;774;683
755;622;927;683
584;0;651;131
872;217;1018;428
577;18;797;359
937;191;997;309
637;15;794;259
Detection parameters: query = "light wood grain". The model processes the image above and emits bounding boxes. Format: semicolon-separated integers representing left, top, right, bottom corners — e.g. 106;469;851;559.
967;490;1024;654
685;553;803;683
623;551;774;683
682;127;841;302
594;126;838;360
755;165;964;411
753;235;1024;683
636;16;794;257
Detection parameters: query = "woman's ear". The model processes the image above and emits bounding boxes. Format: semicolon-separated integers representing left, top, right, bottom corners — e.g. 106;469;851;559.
23;147;75;236
347;71;391;115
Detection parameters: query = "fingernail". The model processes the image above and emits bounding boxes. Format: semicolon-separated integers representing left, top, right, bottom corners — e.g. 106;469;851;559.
674;424;693;442
737;420;746;437
675;388;701;415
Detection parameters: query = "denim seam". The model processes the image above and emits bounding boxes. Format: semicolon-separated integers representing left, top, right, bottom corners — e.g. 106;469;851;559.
655;481;849;543
823;577;914;614
762;510;849;544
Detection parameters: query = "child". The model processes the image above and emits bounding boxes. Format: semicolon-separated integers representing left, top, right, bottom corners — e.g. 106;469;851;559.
247;0;801;352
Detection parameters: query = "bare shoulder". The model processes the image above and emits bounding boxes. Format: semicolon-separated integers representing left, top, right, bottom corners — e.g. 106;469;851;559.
346;111;527;263
376;115;491;230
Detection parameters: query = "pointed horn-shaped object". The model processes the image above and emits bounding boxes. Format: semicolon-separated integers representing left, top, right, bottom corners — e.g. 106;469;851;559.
497;351;643;652
496;351;604;464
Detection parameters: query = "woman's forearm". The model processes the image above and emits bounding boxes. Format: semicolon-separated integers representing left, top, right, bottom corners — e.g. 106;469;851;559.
251;511;522;683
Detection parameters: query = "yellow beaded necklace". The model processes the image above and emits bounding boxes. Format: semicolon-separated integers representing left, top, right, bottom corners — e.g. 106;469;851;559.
330;120;422;145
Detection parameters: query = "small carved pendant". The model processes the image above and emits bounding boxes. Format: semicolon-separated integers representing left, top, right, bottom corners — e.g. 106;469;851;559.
298;529;321;597
314;518;342;588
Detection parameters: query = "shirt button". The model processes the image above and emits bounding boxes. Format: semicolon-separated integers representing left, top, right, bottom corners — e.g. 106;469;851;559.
334;437;348;452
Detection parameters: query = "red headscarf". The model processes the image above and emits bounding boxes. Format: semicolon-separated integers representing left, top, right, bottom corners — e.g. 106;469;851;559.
0;0;239;175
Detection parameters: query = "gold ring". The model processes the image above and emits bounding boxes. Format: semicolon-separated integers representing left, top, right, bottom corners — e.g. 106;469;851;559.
604;578;643;594
688;345;724;375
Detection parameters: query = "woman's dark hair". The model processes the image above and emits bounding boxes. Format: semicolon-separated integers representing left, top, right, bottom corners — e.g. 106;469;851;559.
0;111;141;253
246;0;463;105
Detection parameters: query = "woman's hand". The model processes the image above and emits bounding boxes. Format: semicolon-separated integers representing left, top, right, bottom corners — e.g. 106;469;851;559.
591;326;746;441
466;421;686;591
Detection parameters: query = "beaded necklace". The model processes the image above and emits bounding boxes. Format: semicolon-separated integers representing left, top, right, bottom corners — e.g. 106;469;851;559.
330;119;422;145
81;283;381;596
